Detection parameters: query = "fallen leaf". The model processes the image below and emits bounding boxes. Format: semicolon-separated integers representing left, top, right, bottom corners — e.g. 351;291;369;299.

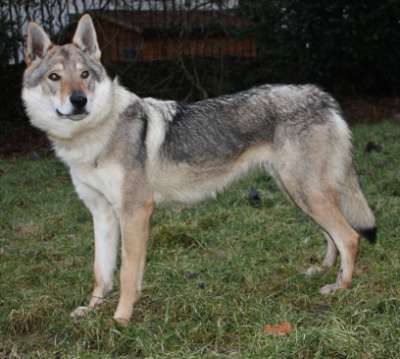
263;321;294;336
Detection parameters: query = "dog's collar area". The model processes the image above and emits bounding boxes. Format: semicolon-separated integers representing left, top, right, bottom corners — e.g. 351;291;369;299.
56;109;88;121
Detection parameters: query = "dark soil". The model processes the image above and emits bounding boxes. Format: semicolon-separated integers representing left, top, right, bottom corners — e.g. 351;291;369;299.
0;126;50;158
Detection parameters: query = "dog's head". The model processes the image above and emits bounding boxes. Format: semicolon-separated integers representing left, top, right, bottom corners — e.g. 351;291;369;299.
23;15;114;139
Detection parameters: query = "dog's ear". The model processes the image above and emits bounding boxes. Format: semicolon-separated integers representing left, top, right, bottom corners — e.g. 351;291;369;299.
26;22;52;65
73;14;101;60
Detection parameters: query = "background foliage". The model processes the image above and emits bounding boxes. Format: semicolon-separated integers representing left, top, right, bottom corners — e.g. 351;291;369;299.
240;0;400;95
0;0;399;134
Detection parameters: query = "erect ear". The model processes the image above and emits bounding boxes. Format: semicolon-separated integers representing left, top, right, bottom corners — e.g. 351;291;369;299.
25;22;52;65
72;14;101;60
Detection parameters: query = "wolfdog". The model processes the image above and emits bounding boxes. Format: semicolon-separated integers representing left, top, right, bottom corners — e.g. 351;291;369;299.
22;15;376;325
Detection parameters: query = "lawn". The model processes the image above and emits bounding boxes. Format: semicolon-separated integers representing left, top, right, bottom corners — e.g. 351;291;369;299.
1;121;400;358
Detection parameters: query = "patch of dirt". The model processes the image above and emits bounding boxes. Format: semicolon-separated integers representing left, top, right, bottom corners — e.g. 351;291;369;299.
14;221;40;236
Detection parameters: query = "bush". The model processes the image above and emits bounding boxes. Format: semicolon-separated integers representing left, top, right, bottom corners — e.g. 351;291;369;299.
240;0;400;95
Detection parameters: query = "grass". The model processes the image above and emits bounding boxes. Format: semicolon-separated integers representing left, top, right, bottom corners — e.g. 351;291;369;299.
1;121;400;358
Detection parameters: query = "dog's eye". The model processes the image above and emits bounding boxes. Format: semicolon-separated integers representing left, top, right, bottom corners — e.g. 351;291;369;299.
81;71;90;79
48;73;61;81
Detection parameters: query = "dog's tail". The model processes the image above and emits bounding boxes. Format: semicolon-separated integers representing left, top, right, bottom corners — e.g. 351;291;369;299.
339;164;377;243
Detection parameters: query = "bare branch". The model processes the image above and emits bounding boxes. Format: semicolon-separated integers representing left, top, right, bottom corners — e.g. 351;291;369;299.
178;56;209;99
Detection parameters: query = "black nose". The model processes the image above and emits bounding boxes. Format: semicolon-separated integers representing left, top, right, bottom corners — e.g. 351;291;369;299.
70;91;87;109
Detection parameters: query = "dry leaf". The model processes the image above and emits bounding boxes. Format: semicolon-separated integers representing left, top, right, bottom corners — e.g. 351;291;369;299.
263;321;294;336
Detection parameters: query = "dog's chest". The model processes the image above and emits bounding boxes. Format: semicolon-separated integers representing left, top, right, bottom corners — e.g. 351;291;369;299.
72;162;124;207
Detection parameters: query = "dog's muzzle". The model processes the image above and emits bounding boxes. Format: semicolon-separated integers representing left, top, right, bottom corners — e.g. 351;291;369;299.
56;109;89;121
57;91;89;121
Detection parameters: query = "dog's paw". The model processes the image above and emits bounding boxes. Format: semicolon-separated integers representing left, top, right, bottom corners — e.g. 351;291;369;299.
304;265;324;276
113;315;130;327
113;304;133;326
70;306;92;318
319;283;340;295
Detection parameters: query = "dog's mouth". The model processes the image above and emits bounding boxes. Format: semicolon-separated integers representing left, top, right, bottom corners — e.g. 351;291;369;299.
56;109;89;121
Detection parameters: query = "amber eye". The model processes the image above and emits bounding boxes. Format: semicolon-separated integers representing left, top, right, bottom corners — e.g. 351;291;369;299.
81;71;90;79
48;73;61;81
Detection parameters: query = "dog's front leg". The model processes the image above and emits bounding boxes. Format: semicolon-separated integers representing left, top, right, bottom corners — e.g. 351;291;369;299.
71;182;120;318
113;200;154;325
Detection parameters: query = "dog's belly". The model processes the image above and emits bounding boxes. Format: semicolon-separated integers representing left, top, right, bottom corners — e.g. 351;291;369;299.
152;168;231;204
150;144;274;205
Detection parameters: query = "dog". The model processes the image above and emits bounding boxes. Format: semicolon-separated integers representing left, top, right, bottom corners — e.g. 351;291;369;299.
22;14;376;325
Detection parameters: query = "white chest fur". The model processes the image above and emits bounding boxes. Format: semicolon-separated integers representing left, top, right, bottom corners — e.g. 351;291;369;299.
71;162;124;208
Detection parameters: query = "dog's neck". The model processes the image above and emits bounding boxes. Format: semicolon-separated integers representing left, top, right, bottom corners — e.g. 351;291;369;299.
51;81;136;168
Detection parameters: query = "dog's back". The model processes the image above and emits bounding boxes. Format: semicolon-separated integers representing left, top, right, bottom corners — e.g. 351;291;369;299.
160;84;340;165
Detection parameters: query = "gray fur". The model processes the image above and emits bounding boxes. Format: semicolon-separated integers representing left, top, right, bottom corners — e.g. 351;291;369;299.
160;85;340;165
72;14;101;60
24;45;105;89
26;22;51;64
114;102;148;167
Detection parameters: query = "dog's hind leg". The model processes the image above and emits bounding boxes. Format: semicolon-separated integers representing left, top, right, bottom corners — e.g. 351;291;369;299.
268;164;338;277
275;170;359;293
71;182;120;318
308;196;359;294
304;231;338;275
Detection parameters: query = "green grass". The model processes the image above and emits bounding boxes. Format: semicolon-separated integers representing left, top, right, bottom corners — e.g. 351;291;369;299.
1;121;400;358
